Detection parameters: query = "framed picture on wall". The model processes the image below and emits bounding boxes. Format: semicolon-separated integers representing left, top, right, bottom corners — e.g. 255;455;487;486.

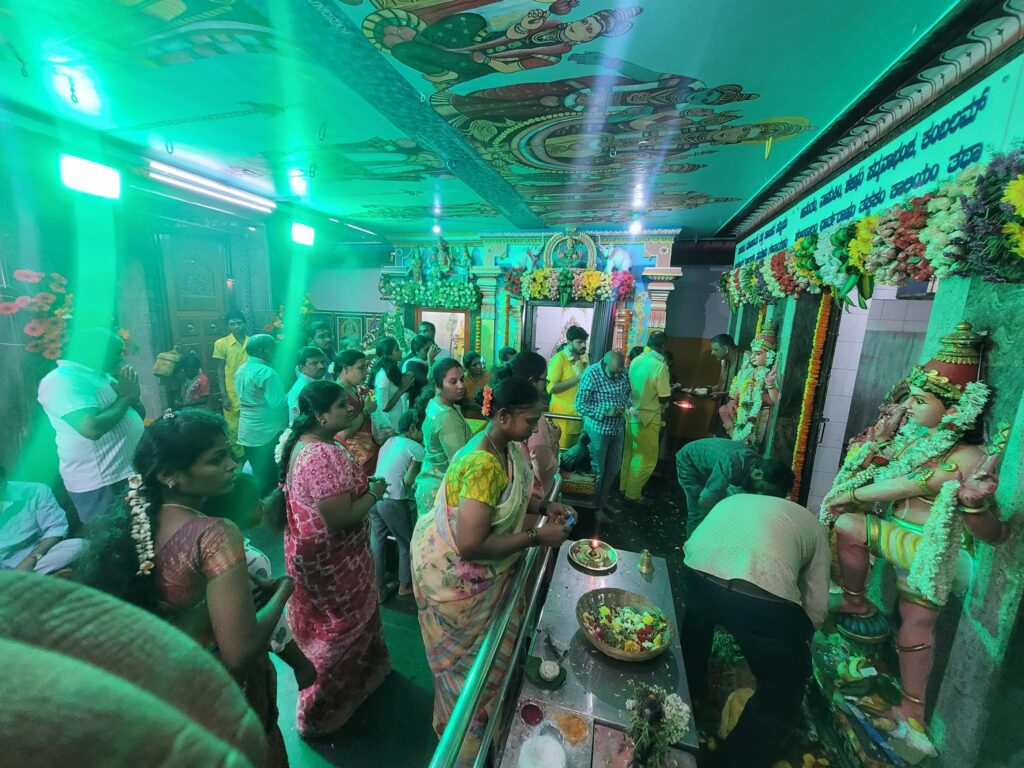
335;313;364;343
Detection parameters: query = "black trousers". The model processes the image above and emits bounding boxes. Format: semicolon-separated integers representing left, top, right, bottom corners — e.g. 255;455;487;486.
681;567;813;768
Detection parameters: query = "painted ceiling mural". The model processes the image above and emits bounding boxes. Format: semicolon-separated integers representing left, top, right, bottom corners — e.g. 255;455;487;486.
0;0;964;237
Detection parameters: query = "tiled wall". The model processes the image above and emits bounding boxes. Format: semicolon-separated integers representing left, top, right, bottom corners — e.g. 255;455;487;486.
805;302;869;511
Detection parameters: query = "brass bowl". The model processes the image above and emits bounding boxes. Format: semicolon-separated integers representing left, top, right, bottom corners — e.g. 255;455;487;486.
568;539;617;573
575;588;672;663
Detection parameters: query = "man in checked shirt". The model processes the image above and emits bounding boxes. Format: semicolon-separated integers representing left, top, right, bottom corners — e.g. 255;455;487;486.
575;350;631;521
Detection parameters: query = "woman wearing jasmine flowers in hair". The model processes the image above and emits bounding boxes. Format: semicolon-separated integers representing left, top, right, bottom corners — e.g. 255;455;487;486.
76;409;293;767
823;322;1008;752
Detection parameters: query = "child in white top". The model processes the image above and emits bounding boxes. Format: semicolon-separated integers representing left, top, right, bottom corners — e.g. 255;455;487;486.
371;408;425;602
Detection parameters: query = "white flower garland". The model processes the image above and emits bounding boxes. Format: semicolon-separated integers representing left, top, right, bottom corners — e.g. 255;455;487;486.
907;480;962;604
814;223;847;291
818;380;989;605
274;426;294;466
126;474;155;576
730;350;776;446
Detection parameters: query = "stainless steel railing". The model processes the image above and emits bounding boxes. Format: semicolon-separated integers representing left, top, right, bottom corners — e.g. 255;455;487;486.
427;482;564;768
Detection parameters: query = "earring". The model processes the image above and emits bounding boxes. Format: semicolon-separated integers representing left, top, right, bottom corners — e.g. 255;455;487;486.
168;479;176;489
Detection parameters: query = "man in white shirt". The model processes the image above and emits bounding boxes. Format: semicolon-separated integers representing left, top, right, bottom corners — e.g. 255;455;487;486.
681;458;828;768
37;328;145;523
0;465;86;573
287;346;327;423
234;335;288;496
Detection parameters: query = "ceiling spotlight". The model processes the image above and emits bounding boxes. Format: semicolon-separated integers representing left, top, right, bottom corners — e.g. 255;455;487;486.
629;220;643;236
433;224;442;234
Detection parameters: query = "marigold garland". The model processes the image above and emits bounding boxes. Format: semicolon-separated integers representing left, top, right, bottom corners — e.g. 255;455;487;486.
790;293;832;500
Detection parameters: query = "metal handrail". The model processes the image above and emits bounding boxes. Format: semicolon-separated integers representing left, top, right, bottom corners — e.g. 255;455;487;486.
472;545;554;768
428;481;565;768
426;544;542;768
542;412;582;423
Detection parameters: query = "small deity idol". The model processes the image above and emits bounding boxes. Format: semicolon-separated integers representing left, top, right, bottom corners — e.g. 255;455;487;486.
721;321;780;447
822;322;1007;750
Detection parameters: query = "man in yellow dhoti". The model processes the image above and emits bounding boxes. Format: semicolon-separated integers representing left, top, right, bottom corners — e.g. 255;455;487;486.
620;331;672;506
546;325;589;449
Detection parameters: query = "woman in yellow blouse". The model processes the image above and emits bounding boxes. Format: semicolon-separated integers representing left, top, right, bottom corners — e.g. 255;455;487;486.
411;375;574;763
546;325;590;449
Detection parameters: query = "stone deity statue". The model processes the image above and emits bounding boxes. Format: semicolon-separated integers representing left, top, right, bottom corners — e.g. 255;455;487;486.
720;321;780;447
821;322;1008;752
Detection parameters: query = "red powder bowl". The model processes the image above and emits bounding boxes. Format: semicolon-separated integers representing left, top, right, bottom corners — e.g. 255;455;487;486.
520;702;543;726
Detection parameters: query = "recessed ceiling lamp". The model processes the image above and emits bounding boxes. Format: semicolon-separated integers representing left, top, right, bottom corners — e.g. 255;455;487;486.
433;224;442;234
60;154;121;199
147;160;276;213
291;222;315;246
629;220;643;236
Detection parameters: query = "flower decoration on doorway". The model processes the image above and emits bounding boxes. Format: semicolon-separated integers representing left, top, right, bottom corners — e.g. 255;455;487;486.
0;269;74;359
790;293;832;501
262;294;316;339
952;150;1024;282
503;267;525;296
918;166;981;277
391;278;481;310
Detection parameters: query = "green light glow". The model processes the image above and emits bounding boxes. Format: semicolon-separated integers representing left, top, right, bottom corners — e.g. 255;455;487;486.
59;154;120;199
291;222;315;246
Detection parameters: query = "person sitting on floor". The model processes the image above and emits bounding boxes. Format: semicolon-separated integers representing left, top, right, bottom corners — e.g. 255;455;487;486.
681;458;828;768
371;408;425;602
0;464;85;575
675;437;758;537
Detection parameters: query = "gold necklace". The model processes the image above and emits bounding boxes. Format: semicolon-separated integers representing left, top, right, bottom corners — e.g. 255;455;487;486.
163;503;206;516
484;431;509;477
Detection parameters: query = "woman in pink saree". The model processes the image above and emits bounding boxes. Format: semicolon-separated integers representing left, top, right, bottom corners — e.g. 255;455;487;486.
280;380;392;737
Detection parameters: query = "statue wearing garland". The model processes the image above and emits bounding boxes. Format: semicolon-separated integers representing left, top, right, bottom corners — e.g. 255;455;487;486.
821;322;1007;751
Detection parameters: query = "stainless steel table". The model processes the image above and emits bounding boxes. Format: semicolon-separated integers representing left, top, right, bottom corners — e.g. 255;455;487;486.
518;541;699;753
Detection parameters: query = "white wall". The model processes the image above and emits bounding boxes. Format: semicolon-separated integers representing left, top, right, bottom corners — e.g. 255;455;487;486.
664;266;731;338
306;267;391;313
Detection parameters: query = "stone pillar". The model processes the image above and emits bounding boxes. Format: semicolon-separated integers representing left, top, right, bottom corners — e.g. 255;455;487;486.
641;266;682;333
473;266;502;364
920;277;1024;767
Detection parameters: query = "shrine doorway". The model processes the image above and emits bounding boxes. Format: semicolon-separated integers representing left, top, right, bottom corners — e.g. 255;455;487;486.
803;286;934;511
417;307;470;360
522;300;615;359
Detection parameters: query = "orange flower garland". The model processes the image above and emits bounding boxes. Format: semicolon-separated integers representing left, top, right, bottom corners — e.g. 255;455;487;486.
790;293;832;500
504;295;511;347
476;315;482;354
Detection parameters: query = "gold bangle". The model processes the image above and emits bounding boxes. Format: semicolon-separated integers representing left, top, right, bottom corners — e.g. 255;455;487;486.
961;504;987;515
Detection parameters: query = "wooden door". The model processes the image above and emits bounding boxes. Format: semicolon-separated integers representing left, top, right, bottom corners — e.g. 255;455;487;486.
158;232;230;404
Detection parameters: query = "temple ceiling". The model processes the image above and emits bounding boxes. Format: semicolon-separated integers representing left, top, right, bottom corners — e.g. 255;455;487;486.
0;0;969;237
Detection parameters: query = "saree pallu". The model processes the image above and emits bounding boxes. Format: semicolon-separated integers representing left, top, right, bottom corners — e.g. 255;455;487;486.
337;385;380;473
411;444;533;764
